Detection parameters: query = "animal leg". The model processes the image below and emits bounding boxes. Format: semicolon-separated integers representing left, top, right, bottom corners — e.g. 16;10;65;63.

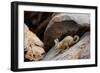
60;48;65;53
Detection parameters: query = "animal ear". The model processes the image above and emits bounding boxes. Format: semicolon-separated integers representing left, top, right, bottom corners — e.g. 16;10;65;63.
54;39;59;44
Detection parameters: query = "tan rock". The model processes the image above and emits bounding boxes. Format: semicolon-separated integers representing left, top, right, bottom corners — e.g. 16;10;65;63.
24;24;45;61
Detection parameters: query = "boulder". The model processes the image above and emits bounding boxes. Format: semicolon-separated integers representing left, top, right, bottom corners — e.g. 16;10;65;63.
24;24;45;61
43;13;90;52
43;32;90;60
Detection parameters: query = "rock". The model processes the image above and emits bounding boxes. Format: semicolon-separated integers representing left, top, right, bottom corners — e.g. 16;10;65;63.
43;13;90;52
24;11;53;41
51;13;90;25
24;24;45;61
43;32;90;60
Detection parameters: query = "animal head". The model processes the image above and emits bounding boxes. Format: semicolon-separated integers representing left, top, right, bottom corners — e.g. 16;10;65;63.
54;39;61;49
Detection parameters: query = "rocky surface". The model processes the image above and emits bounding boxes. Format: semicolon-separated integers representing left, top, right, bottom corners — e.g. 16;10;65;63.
43;32;90;60
43;13;90;52
24;24;45;61
24;12;90;61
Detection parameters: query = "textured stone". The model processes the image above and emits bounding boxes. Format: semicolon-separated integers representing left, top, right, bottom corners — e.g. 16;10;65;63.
24;24;45;61
43;13;90;52
43;32;90;60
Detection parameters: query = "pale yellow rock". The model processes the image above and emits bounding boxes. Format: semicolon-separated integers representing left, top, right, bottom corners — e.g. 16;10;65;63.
24;24;45;61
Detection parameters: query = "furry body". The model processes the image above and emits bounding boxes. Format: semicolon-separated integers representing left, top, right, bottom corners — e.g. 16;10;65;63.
54;35;79;53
